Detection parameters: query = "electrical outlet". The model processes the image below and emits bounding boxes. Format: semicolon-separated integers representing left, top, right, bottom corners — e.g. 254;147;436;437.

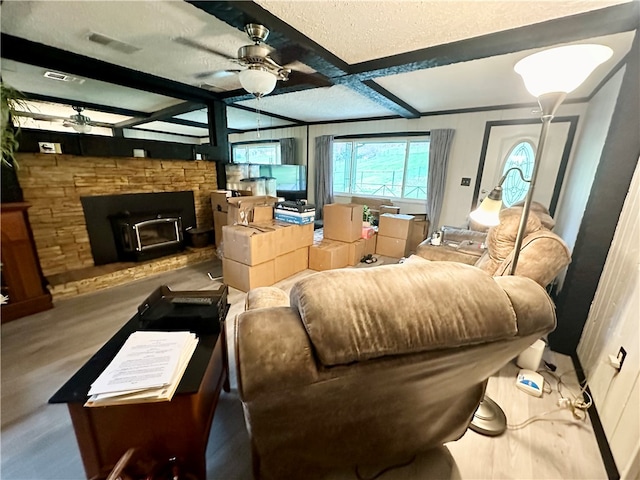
608;346;627;371
617;347;627;371
461;177;471;186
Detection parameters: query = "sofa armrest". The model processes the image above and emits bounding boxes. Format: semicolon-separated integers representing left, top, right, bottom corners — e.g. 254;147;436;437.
245;286;290;311
235;306;318;401
415;240;484;265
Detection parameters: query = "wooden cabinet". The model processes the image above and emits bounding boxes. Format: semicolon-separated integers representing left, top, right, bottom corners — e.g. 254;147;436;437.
1;203;52;322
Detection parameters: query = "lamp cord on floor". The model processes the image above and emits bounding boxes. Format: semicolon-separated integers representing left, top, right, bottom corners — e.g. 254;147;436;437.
507;367;592;429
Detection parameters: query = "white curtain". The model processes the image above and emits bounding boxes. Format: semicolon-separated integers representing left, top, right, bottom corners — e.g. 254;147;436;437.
426;129;455;233
314;135;334;220
280;138;296;165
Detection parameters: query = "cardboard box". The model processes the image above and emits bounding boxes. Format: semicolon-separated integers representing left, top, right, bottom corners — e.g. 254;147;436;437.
223;258;274;292
275;247;309;282
294;223;315;249
213;210;228;247
376;235;409;258
378;213;415;240
323;203;364;243
274;210;315;225
211;190;231;213
379;205;401;215
263;221;297;256
408;219;429;252
309;240;350;271
254;221;314;256
348;239;366;266
253;205;274;223
227;195;279;225
363;234;377;256
222;224;276;266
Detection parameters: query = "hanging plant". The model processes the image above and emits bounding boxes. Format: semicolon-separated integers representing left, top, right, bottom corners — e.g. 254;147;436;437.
1;80;27;169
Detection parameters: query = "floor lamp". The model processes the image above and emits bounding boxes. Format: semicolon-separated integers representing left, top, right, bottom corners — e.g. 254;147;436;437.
468;43;613;436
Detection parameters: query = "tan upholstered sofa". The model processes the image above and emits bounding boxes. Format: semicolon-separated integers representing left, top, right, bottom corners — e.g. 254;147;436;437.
417;204;571;288
234;260;557;479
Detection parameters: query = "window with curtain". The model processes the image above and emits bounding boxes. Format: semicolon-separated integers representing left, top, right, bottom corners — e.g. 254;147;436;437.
332;137;430;199
231;141;281;164
501;140;535;207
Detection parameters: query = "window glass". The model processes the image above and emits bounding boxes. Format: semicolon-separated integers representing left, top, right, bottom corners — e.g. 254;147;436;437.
232;142;281;164
332;138;429;200
502;141;535;207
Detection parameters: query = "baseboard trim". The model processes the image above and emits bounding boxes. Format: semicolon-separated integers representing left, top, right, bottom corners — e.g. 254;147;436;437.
571;354;620;480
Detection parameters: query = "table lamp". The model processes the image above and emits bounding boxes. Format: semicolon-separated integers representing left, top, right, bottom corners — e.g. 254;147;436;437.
469;43;612;436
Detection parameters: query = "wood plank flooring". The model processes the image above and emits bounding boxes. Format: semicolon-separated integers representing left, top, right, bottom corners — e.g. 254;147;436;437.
1;260;608;479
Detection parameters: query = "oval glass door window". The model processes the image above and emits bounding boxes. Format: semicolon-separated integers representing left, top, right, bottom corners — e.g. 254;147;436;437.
502;141;535;207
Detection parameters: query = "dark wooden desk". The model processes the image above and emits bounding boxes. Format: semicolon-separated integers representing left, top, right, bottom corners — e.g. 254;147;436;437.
50;307;229;479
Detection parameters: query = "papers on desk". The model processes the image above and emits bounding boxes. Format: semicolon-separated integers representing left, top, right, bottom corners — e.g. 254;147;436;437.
85;331;198;407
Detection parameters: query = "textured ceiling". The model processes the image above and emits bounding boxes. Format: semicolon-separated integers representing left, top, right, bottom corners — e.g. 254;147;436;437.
1;1;251;86
0;0;637;137
375;31;635;113
237;85;394;122
256;0;632;64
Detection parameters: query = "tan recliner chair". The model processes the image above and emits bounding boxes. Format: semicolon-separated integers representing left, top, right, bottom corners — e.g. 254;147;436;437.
417;204;571;288
235;261;557;479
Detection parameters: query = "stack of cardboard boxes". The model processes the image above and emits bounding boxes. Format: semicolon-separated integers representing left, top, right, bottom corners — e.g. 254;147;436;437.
213;192;430;289
375;213;430;257
213;191;314;292
376;213;416;258
309;203;376;271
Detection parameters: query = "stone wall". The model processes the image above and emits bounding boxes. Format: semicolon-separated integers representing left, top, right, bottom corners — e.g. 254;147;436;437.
15;153;218;277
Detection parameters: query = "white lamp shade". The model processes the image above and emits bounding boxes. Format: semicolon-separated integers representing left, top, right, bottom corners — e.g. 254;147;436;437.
239;68;277;97
470;196;503;227
72;123;92;133
514;44;613;97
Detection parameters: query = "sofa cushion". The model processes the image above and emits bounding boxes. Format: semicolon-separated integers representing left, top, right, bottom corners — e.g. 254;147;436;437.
290;261;519;366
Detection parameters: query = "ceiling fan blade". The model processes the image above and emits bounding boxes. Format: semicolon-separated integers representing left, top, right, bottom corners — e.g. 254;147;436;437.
272;44;306;68
194;69;241;80
173;36;236;60
13;111;65;123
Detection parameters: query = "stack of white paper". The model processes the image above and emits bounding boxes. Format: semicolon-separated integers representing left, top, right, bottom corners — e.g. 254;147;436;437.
85;330;198;407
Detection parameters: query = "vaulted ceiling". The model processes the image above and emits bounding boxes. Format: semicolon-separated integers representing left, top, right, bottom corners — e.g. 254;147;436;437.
1;1;637;140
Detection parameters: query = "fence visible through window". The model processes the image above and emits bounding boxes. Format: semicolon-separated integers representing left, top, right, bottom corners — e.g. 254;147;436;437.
333;138;430;200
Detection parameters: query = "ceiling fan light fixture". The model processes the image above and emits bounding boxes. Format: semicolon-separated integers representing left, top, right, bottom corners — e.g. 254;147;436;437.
72;122;92;133
239;67;277;97
69;107;92;133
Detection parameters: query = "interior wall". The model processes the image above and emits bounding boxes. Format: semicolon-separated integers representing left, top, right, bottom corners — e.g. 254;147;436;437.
229;104;588;228
577;157;640;479
553;67;627;291
230;104;587;228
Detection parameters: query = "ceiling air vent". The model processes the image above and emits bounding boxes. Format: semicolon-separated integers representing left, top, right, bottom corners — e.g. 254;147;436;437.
87;32;141;54
43;71;86;84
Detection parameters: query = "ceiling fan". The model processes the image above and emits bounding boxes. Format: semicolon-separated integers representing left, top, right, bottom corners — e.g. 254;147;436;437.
62;106;94;133
14;106;108;133
176;24;325;97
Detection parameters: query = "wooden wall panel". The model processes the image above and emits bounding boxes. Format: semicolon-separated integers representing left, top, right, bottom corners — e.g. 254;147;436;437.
577;157;640;477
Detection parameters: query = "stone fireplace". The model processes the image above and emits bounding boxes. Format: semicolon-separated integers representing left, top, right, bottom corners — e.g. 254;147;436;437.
15;153;219;299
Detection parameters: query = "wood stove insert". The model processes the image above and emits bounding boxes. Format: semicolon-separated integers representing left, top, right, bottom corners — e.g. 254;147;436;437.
110;211;184;262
